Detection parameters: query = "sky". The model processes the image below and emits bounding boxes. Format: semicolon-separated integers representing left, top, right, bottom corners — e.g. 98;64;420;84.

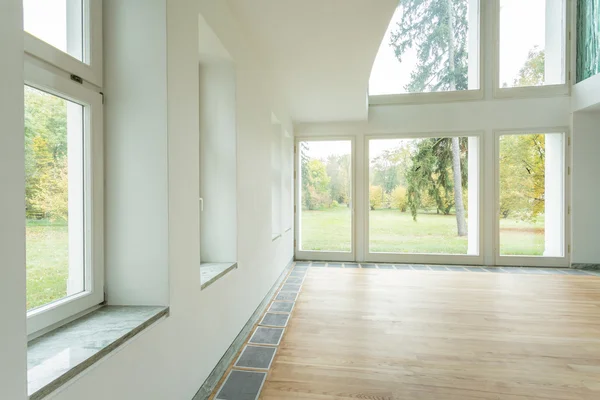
23;0;80;59
369;0;549;95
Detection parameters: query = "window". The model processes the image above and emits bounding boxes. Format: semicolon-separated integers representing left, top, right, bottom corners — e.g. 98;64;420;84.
367;135;479;258
496;131;567;265
576;0;600;83
496;0;567;94
297;139;353;260
23;0;102;86
369;0;481;102
23;0;84;61
24;1;103;336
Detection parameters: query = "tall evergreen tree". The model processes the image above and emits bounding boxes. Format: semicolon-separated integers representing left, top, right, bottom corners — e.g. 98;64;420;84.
391;0;469;235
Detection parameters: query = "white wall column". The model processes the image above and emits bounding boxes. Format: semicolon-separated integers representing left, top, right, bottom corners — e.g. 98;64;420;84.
545;0;566;84
0;0;28;398
543;133;564;257
467;136;479;255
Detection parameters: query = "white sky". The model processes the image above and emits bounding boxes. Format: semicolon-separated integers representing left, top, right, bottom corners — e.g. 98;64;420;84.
23;0;71;55
369;0;547;94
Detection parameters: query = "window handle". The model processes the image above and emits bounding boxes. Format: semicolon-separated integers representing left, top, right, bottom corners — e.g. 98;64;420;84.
199;198;204;212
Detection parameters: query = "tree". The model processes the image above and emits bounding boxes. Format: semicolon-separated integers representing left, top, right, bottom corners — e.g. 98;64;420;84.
405;137;468;234
326;154;351;206
499;134;545;220
514;47;545;87
390;0;468;235
302;159;331;210
370;186;384;210
390;0;469;93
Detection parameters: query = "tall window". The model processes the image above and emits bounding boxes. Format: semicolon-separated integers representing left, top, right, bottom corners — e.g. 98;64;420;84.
497;131;566;264
370;0;480;99
24;0;103;335
497;0;567;92
368;135;479;257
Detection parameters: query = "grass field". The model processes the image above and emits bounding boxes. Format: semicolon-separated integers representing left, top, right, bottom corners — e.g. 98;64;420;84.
26;220;69;310
301;208;544;255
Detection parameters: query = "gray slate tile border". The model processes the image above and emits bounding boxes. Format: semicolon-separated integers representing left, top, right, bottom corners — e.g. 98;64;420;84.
215;370;267;400
233;345;277;371
259;313;290;328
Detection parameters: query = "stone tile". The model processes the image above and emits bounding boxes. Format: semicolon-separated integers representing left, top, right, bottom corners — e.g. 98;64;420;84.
394;265;413;270
429;266;448;271
275;292;298;302
500;267;528;274
286;276;304;285
328;263;343;268
378;264;395;269
260;313;290;328
311;262;326;267
466;267;488;272
249;327;284;346
410;265;430;270
293;265;309;271
360;264;377;269
294;262;311;267
234;346;277;370
485;267;508;273
280;283;301;292
565;269;594;275
289;270;306;277
269;302;294;313
344;263;359;268
446;266;467;271
216;370;266;400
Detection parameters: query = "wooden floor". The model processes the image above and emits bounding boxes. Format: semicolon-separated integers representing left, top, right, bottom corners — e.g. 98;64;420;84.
261;268;600;400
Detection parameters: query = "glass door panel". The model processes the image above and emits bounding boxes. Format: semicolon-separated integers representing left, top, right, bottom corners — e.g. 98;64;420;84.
497;132;566;264
368;136;479;257
297;139;353;260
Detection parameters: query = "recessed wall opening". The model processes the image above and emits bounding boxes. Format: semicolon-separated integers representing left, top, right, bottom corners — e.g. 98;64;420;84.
198;14;238;286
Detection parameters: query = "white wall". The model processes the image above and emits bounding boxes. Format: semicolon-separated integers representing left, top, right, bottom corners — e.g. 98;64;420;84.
0;1;28;399
103;0;169;306
41;1;294;399
571;111;600;264
296;96;572;265
199;61;238;263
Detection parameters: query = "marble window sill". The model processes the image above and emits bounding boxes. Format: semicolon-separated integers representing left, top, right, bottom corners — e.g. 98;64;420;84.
201;262;238;290
27;305;169;400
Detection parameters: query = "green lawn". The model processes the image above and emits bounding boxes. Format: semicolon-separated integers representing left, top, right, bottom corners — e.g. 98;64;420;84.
26;220;69;310
301;208;544;255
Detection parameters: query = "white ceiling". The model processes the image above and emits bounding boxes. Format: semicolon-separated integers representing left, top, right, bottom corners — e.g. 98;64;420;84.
227;0;398;123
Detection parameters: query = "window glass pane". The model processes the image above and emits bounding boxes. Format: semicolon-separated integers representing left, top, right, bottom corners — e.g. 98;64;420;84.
299;141;352;252
23;0;84;61
499;0;566;88
25;85;85;311
499;133;564;257
576;0;600;83
370;0;480;95
369;136;478;255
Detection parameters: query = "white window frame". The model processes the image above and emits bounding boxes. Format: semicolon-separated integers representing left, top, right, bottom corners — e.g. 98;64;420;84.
294;136;356;262
363;131;484;266
493;127;570;267
282;130;294;234
369;0;484;106
24;60;104;336
492;0;571;99
24;0;103;87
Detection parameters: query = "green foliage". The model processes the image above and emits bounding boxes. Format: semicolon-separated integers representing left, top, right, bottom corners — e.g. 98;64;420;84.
499;134;545;221
369;185;384;210
302;159;332;210
24;86;69;221
326;154;351;205
513;47;545;87
390;0;469;92
391;186;408;212
576;0;600;83
405;137;468;220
